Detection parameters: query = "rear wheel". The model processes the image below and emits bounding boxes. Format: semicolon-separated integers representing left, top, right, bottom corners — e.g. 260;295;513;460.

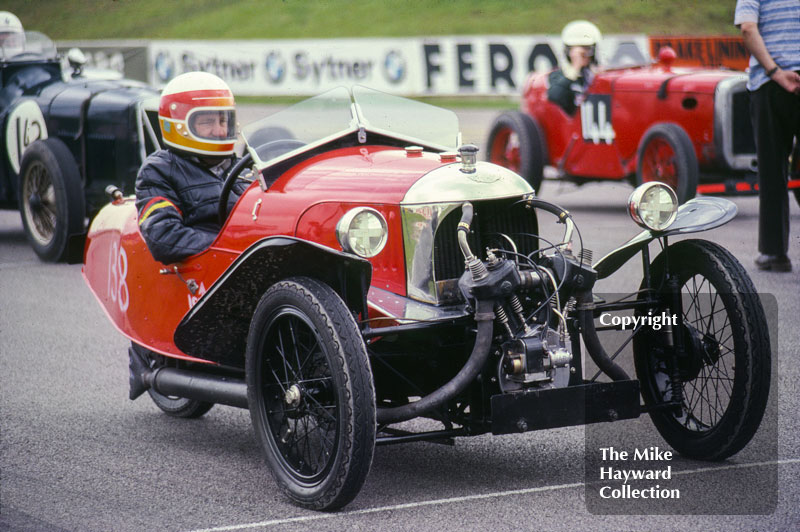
636;123;698;204
131;343;214;418
246;277;375;510
634;239;770;460
486;111;546;193
18;138;85;261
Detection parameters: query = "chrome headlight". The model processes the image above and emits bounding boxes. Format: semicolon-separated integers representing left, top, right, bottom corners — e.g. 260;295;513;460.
336;207;388;258
628;182;678;231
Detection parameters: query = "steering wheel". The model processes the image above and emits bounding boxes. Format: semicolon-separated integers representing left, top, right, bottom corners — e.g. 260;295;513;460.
217;140;307;225
218;153;253;225
253;139;306;162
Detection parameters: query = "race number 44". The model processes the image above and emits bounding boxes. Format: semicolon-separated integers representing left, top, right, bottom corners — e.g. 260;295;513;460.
580;94;615;145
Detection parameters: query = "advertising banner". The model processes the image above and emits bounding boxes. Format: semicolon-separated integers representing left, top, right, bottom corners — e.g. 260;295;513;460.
57;40;150;81
149;38;421;95
147;35;651;96
648;36;749;71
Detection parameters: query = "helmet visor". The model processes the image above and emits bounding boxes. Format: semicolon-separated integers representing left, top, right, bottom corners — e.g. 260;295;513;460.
187;108;237;142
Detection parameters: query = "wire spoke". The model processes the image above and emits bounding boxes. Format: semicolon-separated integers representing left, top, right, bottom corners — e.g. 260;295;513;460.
288;318;305;381
297;337;321;375
303;393;337;423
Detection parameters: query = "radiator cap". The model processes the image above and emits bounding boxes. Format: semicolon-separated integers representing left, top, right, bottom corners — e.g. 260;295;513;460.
458;144;478;173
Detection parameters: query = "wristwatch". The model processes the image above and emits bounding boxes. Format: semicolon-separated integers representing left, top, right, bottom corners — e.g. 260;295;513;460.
767;66;779;78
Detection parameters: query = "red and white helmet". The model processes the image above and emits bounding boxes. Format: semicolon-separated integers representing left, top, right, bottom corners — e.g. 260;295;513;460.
158;71;237;157
0;11;25;57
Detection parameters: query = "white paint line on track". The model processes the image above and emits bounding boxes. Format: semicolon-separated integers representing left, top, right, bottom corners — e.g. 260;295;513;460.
190;458;800;532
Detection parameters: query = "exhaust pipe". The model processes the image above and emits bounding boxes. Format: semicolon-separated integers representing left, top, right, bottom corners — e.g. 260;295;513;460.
129;347;248;408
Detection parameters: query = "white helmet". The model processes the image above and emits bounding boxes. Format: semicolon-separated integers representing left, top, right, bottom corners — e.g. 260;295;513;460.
561;20;602;47
0;11;24;58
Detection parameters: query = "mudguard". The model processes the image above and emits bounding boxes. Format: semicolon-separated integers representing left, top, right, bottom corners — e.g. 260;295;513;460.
173;236;371;367
593;196;737;280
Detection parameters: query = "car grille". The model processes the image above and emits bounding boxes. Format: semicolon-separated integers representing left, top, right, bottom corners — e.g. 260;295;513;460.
731;90;755;156
433;199;539;281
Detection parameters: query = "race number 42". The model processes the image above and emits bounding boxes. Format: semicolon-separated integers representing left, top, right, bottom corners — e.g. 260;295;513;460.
580;94;615;145
4;100;48;174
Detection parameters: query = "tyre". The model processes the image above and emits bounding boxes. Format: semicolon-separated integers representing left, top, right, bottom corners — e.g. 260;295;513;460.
17;138;85;262
634;239;771;461
635;123;698;204
486;111;546;193
246;277;376;510
131;343;214;419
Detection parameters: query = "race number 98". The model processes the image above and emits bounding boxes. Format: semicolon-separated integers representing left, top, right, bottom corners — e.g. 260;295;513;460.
108;241;130;313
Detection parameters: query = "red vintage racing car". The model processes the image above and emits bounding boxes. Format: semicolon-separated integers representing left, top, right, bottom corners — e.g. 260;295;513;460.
487;47;800;204
84;86;770;510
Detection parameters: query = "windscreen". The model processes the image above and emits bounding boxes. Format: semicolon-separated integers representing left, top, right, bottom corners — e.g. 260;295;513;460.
0;31;56;61
353;85;460;150
241;85;461;170
241;86;356;167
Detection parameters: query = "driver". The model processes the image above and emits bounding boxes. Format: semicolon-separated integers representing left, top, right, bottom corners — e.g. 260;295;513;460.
0;11;25;58
547;20;602;115
136;71;249;264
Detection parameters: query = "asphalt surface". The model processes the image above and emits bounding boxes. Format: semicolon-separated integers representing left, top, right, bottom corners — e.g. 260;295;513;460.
1;107;799;532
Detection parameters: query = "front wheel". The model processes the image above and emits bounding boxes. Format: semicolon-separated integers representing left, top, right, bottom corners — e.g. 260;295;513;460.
246;277;376;510
634;239;770;461
486;111;546;193
636;123;698;204
18;138;85;261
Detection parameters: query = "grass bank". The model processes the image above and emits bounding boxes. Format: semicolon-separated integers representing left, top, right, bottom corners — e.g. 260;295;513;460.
7;1;738;40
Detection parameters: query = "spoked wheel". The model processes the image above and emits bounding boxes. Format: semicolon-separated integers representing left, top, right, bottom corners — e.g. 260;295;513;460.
634;239;771;460
246;277;375;510
636;123;698;204
131;343;214;418
18;138;85;262
485;111;546;193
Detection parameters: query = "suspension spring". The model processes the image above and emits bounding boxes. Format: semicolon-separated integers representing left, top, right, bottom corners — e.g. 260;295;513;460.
495;304;513;337
509;295;531;334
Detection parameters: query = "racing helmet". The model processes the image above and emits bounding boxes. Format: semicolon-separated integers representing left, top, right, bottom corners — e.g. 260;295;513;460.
561;20;602;63
158;71;237;157
0;11;25;58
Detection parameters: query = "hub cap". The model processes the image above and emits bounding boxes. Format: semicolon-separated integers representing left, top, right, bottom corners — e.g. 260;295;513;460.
21;161;57;246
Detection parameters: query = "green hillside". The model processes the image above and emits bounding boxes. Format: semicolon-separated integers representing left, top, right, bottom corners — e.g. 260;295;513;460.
8;0;738;40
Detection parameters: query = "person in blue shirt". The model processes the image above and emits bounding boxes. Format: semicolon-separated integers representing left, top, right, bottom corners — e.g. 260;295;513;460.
735;0;800;272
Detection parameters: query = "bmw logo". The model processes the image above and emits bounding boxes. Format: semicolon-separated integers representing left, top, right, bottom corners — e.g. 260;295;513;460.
154;52;175;82
265;52;286;83
383;50;406;84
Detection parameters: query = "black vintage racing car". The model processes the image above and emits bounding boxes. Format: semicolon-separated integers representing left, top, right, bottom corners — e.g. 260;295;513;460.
1;30;160;261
